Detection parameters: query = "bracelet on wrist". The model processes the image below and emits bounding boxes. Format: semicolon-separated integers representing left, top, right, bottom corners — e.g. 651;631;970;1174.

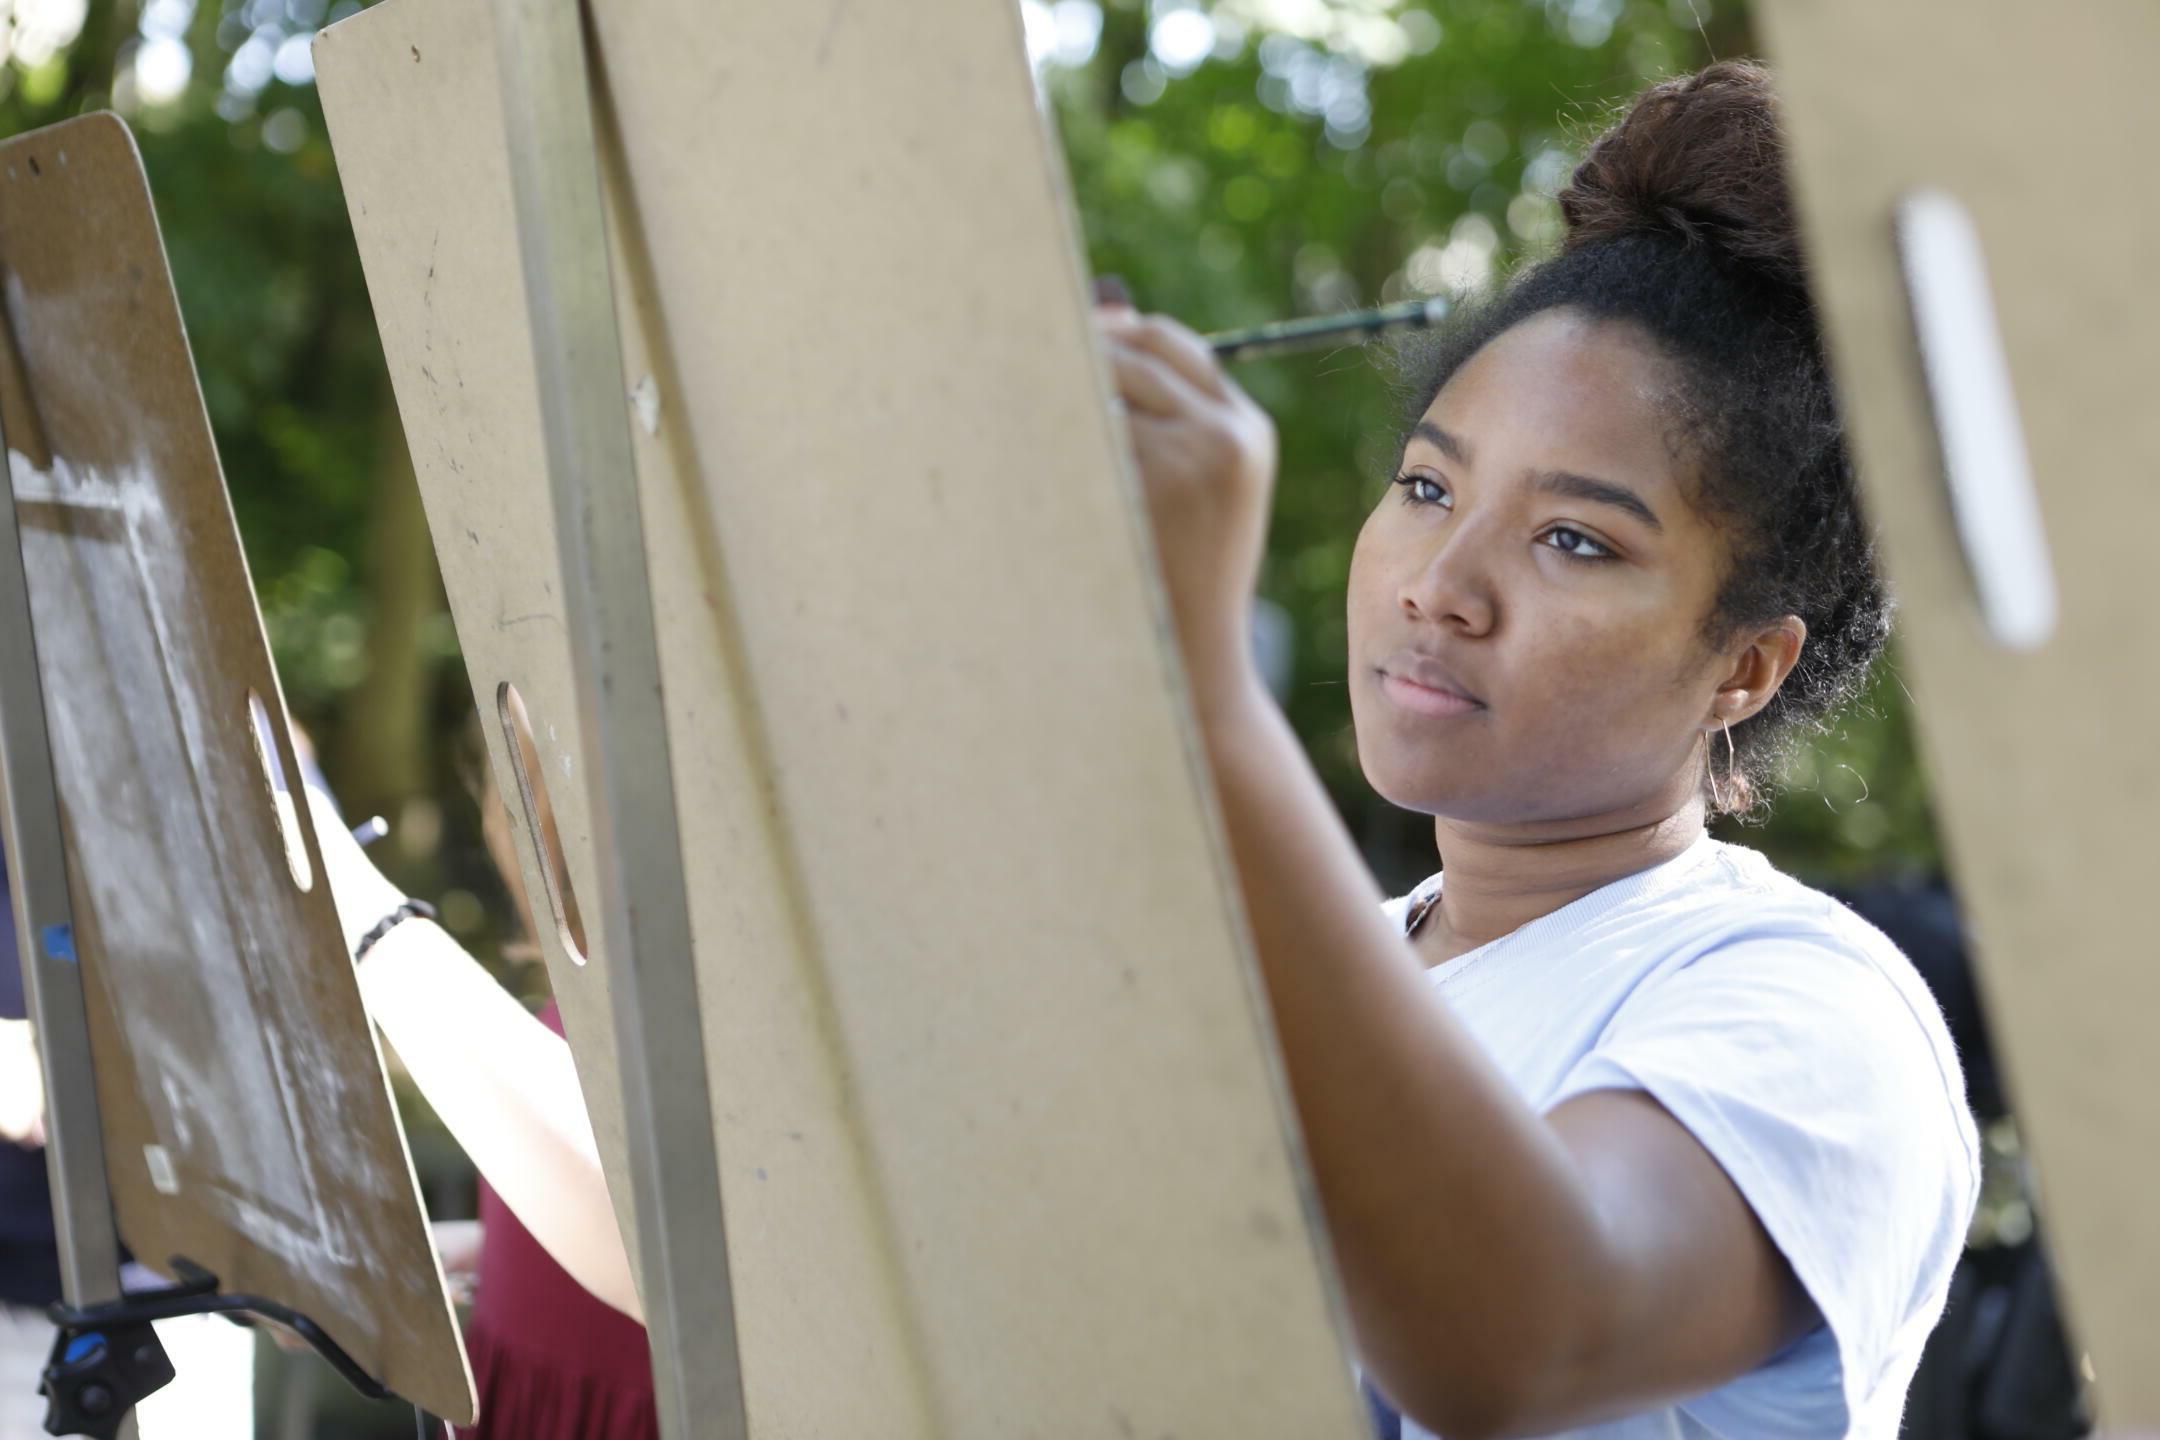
354;899;438;964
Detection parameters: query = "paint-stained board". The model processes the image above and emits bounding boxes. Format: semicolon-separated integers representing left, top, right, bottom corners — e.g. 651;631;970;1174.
1760;0;2160;1421
315;0;1366;1434
0;114;472;1424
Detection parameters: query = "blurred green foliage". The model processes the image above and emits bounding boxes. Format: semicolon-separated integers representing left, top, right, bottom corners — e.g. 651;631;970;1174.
2;0;397;715
1;0;1941;912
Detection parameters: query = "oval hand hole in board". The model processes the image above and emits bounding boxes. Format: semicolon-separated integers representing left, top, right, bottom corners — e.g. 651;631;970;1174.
245;688;314;893
497;682;590;964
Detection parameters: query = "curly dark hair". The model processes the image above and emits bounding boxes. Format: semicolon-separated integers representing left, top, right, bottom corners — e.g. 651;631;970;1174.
1392;59;1889;818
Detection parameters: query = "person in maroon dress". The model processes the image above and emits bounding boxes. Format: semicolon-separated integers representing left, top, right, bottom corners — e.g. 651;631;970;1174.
454;1001;656;1440
306;710;655;1439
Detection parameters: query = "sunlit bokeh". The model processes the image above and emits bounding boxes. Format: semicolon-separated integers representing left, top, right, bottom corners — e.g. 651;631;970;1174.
1022;0;1107;70
132;33;190;104
1149;6;1215;74
7;0;91;68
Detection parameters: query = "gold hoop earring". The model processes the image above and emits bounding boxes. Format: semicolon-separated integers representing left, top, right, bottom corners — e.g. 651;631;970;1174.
1705;715;1737;813
1710;717;1737;813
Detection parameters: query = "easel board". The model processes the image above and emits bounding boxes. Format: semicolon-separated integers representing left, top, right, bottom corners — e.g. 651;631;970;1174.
0;113;473;1424
315;0;1367;1433
1761;0;2160;1418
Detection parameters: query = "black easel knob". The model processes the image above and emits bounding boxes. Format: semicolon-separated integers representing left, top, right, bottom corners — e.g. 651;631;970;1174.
39;1322;174;1439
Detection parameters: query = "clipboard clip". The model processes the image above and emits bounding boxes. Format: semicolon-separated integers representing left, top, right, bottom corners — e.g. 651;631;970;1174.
39;1256;392;1438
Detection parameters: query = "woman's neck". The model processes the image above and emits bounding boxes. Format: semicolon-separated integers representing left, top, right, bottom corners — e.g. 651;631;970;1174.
1421;801;1707;964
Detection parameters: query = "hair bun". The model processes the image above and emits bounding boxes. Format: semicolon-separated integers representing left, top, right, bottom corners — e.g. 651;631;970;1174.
1559;60;1809;310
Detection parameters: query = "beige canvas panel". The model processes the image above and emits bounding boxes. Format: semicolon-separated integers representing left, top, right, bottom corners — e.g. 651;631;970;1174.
0;114;473;1423
314;0;647;1285
316;0;1364;1434
1760;2;2160;1420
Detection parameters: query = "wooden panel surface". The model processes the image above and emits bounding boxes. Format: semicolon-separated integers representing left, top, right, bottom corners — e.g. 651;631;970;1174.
0;114;472;1422
315;0;1365;1434
1760;2;2160;1420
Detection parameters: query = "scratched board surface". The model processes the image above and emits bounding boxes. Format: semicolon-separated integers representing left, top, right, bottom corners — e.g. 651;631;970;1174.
1759;0;2160;1415
0;114;471;1422
318;0;1364;1434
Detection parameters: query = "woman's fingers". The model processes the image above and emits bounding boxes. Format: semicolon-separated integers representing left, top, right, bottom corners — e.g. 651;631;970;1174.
1103;328;1210;419
1125;406;1265;503
299;784;407;957
1092;273;1136;309
1105;311;1232;401
1097;305;1277;500
1122;409;1186;463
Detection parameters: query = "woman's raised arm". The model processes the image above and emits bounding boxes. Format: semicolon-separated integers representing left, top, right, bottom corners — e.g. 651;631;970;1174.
303;789;643;1322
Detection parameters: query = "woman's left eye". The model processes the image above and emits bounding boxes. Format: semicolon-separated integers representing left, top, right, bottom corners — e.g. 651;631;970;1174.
1541;526;1615;561
1392;473;1450;508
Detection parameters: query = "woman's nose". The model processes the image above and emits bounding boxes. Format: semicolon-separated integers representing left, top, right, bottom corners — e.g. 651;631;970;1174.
1398;526;1496;637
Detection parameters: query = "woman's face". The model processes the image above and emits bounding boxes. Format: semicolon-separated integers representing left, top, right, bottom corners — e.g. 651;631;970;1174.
1347;307;1737;829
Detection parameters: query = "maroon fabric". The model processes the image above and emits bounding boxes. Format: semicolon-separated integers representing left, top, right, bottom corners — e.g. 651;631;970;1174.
455;1002;657;1440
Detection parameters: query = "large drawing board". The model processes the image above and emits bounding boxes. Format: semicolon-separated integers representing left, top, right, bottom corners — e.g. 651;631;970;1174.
315;0;1366;1433
0;114;472;1423
1760;0;2160;1419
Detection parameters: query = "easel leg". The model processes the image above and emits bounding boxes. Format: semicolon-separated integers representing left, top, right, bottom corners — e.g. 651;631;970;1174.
0;330;136;1440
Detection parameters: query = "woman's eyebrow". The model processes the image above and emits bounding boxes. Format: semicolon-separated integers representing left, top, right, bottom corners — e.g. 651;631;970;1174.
1528;468;1664;532
1410;422;1664;532
1409;421;1472;467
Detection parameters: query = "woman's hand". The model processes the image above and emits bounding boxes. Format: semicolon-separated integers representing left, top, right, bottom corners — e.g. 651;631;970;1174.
294;786;408;959
1095;304;1278;719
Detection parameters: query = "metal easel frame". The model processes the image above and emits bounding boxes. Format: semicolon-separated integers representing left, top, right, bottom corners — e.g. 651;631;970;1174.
0;404;135;1437
488;2;749;1436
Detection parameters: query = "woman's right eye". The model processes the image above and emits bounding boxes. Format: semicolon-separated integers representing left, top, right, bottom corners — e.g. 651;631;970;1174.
1393;473;1450;508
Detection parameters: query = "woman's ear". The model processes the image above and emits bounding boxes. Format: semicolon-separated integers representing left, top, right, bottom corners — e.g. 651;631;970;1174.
1710;616;1807;725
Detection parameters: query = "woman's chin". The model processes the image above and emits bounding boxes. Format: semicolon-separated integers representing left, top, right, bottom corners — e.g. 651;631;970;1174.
1356;745;1488;820
1358;744;1580;827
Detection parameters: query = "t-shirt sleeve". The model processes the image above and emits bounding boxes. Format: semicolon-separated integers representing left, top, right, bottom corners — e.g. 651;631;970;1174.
1545;932;1979;1435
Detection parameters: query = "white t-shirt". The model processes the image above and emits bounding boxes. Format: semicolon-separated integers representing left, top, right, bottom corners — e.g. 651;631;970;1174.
1371;836;1980;1440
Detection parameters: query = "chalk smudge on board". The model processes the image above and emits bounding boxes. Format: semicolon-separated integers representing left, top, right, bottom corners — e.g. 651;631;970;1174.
8;447;370;1305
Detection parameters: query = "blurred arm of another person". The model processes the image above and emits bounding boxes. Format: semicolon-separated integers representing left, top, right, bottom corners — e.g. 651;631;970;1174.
433;1218;484;1308
299;788;642;1321
0;1019;45;1150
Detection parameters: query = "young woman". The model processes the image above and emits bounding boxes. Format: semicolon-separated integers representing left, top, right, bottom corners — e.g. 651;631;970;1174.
315;56;1974;1440
1096;58;1975;1438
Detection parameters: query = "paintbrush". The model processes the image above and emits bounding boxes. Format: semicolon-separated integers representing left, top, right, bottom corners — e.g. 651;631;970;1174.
1093;275;1451;364
1205;296;1453;363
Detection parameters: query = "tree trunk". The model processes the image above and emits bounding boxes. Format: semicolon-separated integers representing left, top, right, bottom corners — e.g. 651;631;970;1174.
331;403;442;821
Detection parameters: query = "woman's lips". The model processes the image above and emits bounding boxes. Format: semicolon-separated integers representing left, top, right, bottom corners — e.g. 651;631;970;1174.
1379;670;1483;718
